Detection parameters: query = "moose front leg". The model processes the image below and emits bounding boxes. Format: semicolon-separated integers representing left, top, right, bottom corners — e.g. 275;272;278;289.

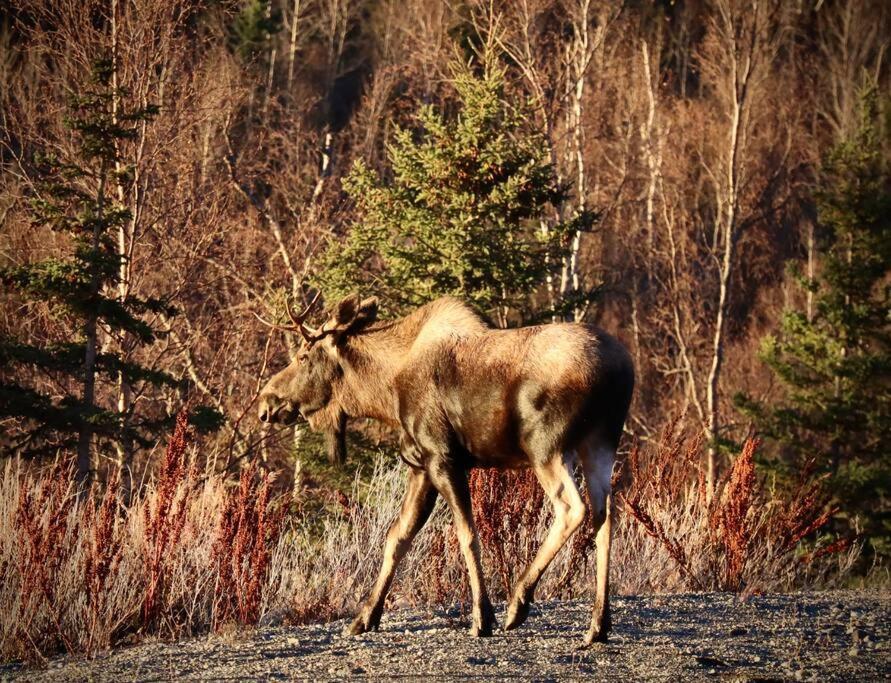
429;463;497;637
345;467;437;635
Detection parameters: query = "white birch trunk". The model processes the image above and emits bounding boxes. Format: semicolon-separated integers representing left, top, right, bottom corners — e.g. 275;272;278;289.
704;4;756;498
807;221;814;322
287;0;302;89
110;0;135;500
264;0;278;117
564;0;591;322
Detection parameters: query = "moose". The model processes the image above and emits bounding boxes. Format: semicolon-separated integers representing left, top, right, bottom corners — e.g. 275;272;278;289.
257;293;634;645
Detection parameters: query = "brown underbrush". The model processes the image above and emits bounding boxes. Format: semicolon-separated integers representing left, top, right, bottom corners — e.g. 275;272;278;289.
612;424;856;592
0;419;858;662
0;413;285;662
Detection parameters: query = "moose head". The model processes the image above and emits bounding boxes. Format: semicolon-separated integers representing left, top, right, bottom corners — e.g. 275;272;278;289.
256;293;378;433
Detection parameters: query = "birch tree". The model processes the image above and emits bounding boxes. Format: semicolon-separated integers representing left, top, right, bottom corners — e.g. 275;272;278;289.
697;0;786;494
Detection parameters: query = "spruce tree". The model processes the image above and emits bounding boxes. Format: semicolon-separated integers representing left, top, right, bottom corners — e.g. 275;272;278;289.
736;90;891;558
318;49;595;325
230;0;282;63
0;60;220;486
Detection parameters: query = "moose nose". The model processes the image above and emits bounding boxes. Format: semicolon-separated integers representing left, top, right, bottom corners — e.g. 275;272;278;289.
258;396;276;423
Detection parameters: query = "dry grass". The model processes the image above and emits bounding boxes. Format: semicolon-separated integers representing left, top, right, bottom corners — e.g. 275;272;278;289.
0;421;859;663
613;424;858;593
0;412;287;663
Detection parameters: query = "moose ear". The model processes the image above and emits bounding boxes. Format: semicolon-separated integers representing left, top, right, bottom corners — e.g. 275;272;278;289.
331;294;378;336
334;294;362;326
356;297;378;326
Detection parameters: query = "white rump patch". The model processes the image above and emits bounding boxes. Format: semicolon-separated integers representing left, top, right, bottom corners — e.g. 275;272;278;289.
581;444;614;517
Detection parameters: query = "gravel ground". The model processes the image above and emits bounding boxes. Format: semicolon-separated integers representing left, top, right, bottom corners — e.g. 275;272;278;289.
4;591;888;681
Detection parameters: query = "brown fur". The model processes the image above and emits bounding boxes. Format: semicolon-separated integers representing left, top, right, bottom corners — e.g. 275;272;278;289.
258;295;633;644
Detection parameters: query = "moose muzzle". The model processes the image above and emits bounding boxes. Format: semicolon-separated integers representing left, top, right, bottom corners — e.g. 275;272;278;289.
258;393;299;425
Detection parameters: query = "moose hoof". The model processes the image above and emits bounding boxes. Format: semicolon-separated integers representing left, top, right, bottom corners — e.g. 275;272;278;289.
582;627;609;647
469;621;494;638
470;604;497;637
504;600;531;631
344;613;377;636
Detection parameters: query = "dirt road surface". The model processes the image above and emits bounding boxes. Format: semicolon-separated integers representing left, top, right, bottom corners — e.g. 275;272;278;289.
4;591;888;681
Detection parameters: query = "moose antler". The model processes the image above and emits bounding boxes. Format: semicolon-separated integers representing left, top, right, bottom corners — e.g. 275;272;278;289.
251;309;296;332
286;290;321;326
287;291;328;342
253;291;325;341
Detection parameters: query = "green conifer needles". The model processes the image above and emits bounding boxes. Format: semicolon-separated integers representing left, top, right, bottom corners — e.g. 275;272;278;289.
319;52;594;324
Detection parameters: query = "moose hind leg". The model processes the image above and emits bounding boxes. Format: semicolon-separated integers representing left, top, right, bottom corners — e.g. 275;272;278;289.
345;467;437;635
428;463;496;637
505;452;586;631
580;442;615;645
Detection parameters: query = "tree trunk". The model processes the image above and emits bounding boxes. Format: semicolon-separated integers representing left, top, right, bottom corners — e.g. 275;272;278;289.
263;0;277;117
78;161;109;491
287;0;302;90
705;18;751;498
806;221;814;322
111;0;135;501
77;320;98;491
641;40;659;251
561;0;591;322
292;425;304;497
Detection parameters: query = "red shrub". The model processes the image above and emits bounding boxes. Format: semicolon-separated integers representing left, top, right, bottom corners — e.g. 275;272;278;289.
142;410;195;626
470;468;546;596
15;461;78;658
81;471;123;652
616;426;850;592
711;439;758;590
211;464;287;629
